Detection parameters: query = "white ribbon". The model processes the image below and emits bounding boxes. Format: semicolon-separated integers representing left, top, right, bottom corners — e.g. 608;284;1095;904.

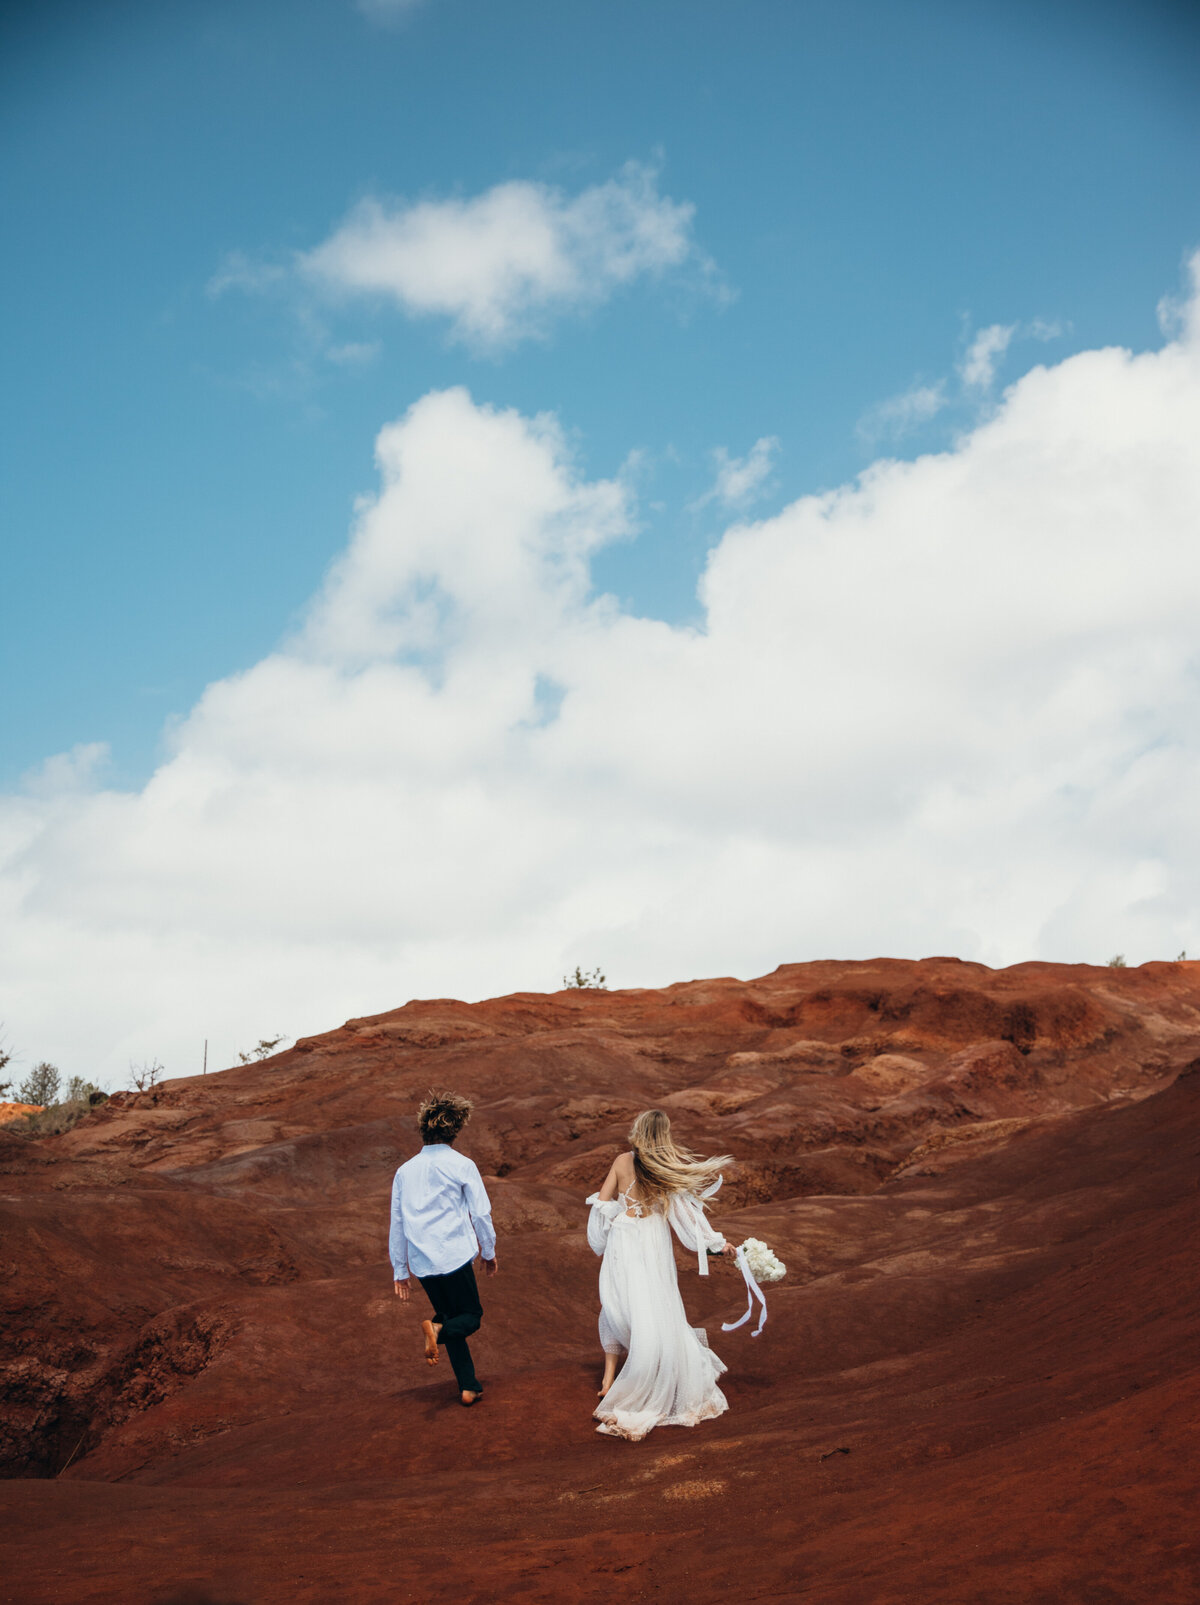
721;1244;768;1337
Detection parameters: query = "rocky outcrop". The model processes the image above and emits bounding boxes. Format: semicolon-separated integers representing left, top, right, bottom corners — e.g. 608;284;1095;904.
0;1102;44;1126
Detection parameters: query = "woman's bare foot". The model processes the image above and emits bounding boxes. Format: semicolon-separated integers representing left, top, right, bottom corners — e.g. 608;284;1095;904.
421;1319;441;1365
598;1358;618;1398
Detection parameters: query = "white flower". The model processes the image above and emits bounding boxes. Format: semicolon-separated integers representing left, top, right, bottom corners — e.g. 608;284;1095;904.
739;1236;786;1283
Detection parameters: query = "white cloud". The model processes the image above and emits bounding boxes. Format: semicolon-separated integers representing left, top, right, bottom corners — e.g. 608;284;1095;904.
959;318;1066;391
325;340;380;368
959;323;1017;389
356;0;426;21
1157;254;1200;339
206;252;287;298
19;743;109;799
862;316;1068;440
696;437;780;510
6;261;1200;1086
1028;317;1065;343
299;163;708;349
857;380;947;441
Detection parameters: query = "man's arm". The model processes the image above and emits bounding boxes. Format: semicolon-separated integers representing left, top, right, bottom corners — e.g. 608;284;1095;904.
462;1159;497;1270
389;1170;411;1298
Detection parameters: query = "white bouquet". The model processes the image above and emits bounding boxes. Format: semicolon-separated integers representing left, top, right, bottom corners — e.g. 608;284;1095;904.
721;1236;783;1336
739;1237;786;1283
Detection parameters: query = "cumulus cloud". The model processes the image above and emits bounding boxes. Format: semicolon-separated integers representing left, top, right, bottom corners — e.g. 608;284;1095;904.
298;163;707;349
695;437;780;510
5;262;1200;1085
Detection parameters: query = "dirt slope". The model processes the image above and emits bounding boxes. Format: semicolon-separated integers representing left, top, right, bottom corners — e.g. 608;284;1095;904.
2;957;1199;1603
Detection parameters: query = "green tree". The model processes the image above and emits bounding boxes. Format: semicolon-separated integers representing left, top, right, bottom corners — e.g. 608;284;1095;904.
1107;954;1127;968
19;1062;61;1107
0;1025;12;1100
66;1075;101;1103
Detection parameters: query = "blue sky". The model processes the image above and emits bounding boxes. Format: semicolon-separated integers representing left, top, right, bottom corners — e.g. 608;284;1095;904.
4;0;1200;1085
4;0;1198;788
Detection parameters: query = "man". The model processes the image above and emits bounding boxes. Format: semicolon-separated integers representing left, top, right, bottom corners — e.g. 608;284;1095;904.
390;1090;497;1407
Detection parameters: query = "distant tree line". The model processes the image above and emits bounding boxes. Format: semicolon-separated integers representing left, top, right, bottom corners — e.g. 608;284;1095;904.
0;1057;103;1109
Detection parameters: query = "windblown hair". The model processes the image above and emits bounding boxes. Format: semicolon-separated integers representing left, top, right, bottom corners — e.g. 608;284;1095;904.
417;1089;473;1144
628;1109;732;1213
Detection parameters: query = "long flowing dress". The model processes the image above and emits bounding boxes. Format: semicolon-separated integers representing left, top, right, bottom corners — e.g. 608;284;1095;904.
586;1185;729;1441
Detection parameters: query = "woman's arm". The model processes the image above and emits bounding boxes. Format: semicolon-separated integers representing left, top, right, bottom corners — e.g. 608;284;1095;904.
587;1156;627;1257
596;1155;624;1202
667;1189;735;1263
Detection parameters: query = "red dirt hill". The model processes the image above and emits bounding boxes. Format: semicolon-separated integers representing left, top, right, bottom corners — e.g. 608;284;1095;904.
2;957;1199;1603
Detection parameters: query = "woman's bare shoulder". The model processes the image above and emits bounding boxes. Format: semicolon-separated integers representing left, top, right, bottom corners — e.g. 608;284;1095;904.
611;1150;636;1179
597;1148;635;1201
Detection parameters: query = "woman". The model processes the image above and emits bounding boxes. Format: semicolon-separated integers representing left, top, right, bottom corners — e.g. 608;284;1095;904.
587;1109;738;1441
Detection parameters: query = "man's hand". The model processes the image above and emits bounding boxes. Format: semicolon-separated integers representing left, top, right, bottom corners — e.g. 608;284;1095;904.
483;1256;498;1278
394;1277;411;1301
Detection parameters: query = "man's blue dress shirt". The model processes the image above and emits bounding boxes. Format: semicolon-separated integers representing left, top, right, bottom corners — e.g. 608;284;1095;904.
389;1141;497;1280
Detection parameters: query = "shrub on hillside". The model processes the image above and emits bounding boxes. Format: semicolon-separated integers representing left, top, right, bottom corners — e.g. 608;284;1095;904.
129;1059;165;1092
238;1035;289;1064
14;1096;105;1138
562;966;607;990
18;1061;60;1106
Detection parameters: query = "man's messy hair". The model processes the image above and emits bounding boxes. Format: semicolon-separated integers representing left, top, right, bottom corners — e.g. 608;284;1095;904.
417;1089;473;1144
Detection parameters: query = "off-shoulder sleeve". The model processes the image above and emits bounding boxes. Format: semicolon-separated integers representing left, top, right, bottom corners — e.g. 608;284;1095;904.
667;1188;726;1275
586;1192;623;1257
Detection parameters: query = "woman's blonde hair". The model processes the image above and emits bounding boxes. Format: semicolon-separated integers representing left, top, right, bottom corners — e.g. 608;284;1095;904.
628;1109;732;1212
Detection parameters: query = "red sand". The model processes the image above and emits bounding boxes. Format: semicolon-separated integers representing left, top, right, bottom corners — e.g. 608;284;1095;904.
2;957;1199;1603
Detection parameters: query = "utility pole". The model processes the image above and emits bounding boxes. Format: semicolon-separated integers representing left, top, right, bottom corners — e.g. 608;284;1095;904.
203;1039;208;1076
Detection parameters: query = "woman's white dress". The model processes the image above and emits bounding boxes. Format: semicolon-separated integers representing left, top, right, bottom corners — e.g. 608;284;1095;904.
586;1186;729;1441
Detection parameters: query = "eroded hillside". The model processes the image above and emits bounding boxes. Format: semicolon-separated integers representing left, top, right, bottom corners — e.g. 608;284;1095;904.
2;958;1199;1603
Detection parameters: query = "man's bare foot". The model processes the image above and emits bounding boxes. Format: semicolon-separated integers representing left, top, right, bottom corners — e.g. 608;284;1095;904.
460;1389;481;1407
421;1319;440;1365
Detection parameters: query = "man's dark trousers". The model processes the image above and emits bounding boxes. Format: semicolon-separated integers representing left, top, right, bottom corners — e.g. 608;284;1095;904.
418;1258;483;1393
